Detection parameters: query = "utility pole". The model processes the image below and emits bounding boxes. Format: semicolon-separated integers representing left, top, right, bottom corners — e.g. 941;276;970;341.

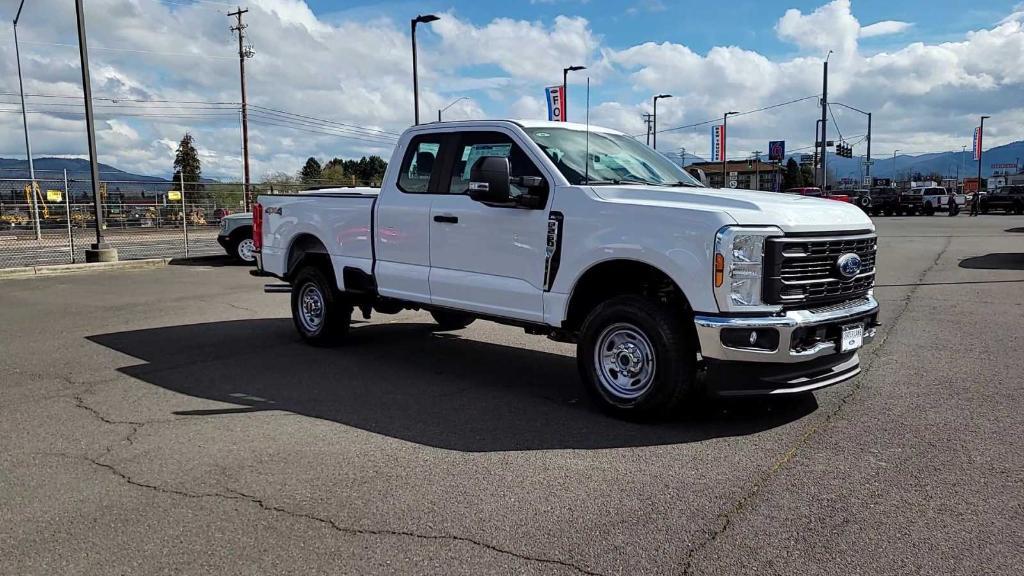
13;0;40;240
820;51;832;189
752;150;762;191
75;0;115;262
229;7;253;211
642;113;653;147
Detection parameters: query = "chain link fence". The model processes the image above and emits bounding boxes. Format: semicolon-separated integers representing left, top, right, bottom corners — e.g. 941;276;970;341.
0;177;248;269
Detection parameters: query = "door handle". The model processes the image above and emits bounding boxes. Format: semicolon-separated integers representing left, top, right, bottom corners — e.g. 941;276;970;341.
433;215;459;224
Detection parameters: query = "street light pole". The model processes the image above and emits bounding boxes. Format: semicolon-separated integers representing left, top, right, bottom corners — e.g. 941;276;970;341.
438;96;468;122
722;111;738;188
977;115;990;193
74;0;115;262
820;51;832;189
892;149;900;184
13;0;41;240
411;14;439;126
562;65;585;122
652;94;672;150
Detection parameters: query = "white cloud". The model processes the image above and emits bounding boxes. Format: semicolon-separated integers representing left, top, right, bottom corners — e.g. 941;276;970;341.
0;0;1021;180
860;20;913;38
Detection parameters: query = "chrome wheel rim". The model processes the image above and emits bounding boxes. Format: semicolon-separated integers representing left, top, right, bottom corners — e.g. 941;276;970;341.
298;283;325;333
237;238;256;262
594;323;656;400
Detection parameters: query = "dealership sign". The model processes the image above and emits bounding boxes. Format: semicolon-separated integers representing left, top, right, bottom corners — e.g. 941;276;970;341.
973;126;982;161
768;140;785;162
710;125;725;162
544;85;565;122
991;163;1018;169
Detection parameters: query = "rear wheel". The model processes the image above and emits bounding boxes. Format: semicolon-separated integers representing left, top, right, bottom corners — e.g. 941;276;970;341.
429;310;475;331
290;266;351;346
577;295;696;420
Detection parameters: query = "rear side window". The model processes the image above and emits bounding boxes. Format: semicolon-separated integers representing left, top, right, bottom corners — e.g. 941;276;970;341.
398;137;443;193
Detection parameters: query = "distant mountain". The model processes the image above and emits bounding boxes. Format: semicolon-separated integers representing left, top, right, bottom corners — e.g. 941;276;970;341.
819;140;1024;180
0;157;168;183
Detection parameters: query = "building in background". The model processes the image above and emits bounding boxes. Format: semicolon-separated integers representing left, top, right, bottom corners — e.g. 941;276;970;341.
689;160;780;191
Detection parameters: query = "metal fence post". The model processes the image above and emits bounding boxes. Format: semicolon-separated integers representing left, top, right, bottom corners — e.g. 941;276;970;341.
64;169;74;263
180;171;189;258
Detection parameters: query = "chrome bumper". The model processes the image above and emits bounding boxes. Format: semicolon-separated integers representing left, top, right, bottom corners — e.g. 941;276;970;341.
693;295;879;364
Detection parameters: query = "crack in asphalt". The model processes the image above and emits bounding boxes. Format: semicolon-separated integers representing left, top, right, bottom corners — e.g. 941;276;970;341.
67;387;607;576
680;236;953;576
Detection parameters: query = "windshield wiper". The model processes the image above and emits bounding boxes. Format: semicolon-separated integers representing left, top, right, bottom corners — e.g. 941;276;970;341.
585;178;658;186
670;181;701;187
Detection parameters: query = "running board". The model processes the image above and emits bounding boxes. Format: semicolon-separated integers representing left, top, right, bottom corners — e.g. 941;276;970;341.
263;283;292;294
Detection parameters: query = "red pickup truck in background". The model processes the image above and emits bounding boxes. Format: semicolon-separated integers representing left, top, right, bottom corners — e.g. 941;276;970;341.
784;187;851;203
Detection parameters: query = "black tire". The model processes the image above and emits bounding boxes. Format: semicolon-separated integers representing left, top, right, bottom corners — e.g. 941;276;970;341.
857;196;871;211
577;295;696;420
290;266;351;346
228;230;256;263
923;203;935;216
1015;203;1023;216
429;310;475;331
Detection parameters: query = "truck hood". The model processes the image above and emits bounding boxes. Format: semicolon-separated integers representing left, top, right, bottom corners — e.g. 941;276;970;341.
223;212;253;221
589;185;874;234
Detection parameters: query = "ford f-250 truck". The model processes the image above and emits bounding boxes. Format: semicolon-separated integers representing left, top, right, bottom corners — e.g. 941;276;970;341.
253;120;880;419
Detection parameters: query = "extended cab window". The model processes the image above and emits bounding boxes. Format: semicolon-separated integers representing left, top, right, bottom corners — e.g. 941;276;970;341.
447;132;547;199
398;137;443;193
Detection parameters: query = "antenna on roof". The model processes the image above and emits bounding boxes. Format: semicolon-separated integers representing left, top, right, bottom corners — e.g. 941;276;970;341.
585;76;591;185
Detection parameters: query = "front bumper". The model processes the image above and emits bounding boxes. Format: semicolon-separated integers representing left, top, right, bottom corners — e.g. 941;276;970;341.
693;295;880;395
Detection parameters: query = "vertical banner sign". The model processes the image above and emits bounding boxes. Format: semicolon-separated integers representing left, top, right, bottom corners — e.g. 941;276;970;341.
710;125;725;162
768;140;785;162
545;86;565;122
973;127;982;161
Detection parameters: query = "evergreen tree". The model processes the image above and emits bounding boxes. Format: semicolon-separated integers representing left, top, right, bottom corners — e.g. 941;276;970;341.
783;157;802;190
172;133;202;192
299;157;323;184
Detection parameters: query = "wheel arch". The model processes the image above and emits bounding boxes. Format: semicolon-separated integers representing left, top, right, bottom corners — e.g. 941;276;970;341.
562;258;696;337
285;233;333;281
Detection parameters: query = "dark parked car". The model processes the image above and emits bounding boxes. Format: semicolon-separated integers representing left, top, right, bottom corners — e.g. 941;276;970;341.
981;185;1024;214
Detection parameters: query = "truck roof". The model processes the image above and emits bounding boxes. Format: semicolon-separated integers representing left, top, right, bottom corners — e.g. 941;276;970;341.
409;119;626;136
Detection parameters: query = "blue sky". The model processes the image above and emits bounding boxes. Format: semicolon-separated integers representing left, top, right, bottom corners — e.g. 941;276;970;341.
1;0;1022;178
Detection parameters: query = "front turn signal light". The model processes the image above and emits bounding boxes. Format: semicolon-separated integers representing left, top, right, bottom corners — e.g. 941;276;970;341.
714;253;725;287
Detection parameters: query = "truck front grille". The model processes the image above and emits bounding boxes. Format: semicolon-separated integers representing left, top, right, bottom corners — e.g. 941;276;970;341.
764;233;877;309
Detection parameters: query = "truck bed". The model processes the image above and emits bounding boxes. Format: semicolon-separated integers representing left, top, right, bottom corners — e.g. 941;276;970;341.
257;188;378;288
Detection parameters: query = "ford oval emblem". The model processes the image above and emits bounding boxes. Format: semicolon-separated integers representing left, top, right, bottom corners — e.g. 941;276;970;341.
836;253;863;279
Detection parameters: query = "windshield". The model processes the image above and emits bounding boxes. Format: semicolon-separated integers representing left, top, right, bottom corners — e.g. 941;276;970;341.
524;127;703;187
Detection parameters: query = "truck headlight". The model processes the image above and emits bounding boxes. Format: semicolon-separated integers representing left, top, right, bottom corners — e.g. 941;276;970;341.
714;226;783;313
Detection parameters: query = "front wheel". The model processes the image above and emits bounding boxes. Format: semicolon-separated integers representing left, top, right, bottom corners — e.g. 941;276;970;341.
290;266;351;346
577;295;696;420
231;236;256;263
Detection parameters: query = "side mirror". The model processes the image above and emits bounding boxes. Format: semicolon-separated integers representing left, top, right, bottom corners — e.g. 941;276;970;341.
468;156;511;204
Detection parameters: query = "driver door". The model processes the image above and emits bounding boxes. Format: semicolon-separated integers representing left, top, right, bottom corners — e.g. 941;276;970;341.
428;130;551;323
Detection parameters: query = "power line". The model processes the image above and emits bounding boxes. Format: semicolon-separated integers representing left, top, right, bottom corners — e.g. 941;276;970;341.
637;94;820;138
16;39;238;60
246;118;399;146
827;103;844;141
248;105;402;137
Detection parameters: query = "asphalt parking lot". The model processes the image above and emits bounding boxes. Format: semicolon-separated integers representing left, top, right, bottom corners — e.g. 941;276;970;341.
2;215;1022;575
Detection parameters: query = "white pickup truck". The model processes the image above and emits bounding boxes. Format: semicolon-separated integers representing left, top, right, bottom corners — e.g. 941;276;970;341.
254;120;880;419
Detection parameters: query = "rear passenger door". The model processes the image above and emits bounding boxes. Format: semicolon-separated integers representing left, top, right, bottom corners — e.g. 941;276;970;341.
374;134;446;304
427;130;552;323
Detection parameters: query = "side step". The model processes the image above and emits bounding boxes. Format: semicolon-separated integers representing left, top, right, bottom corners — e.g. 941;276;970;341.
263;283;292;294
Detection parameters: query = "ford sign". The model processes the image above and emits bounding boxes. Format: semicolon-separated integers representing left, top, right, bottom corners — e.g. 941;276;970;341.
836;253;863;279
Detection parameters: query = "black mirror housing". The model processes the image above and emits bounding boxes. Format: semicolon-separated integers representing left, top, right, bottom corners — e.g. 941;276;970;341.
468;156;511;203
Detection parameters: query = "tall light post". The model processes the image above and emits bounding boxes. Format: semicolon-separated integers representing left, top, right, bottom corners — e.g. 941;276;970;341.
438;96;468;122
892;149;900;184
652;94;672;150
411;14;439;126
13;0;41;240
562;65;585;122
75;0;115;261
832;102;871;185
961;145;966;188
820;50;832;189
722;111;738;187
977;115;990;193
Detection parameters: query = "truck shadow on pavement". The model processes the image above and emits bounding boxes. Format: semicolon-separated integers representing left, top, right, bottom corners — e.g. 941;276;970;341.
87;319;817;452
958;253;1024;271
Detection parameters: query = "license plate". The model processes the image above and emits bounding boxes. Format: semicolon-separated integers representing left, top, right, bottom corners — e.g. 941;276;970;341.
840;324;864;352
